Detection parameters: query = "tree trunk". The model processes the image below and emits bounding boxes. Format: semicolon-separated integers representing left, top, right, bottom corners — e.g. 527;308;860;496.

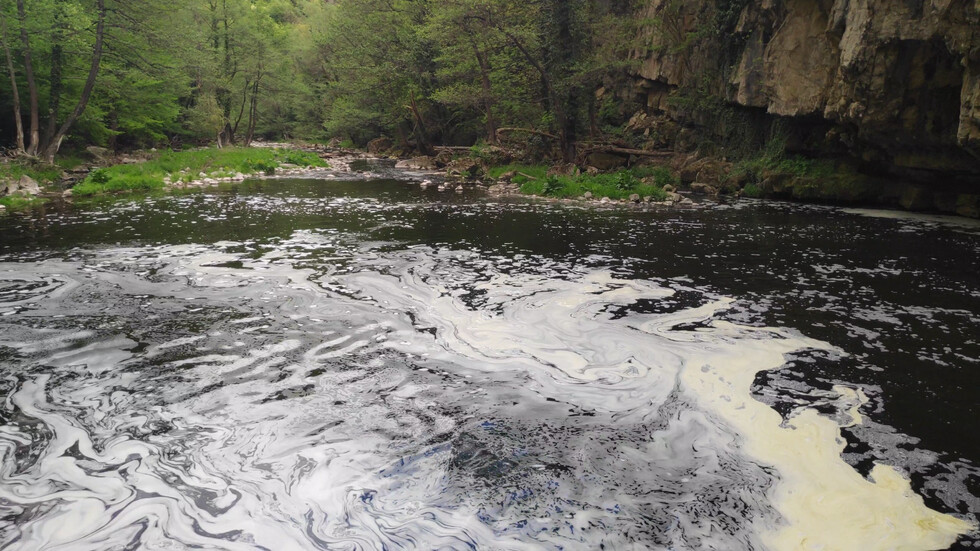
244;77;260;146
495;25;573;162
407;92;432;156
469;38;497;145
16;0;39;156
42;42;63;149
41;0;106;163
0;9;25;154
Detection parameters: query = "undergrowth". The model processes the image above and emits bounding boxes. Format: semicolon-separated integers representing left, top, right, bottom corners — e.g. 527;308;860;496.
73;148;327;197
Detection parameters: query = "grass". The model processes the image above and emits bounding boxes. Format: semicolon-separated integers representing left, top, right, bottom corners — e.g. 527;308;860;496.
493;164;675;201
72;147;328;197
727;151;836;186
0;195;44;210
0;159;63;185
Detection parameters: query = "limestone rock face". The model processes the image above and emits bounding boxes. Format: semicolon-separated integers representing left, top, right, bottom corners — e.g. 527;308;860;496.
634;0;980;180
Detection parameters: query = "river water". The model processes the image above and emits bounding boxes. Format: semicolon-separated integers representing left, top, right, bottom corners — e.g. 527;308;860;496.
0;165;978;550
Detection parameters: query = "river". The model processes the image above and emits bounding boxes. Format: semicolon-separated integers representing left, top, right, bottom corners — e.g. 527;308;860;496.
0;162;978;550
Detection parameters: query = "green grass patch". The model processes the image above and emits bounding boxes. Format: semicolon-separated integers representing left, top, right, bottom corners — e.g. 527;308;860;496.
72;147;328;197
0;195;45;210
742;183;763;198
0;159;62;185
728;153;836;186
487;164;549;186
506;166;672;201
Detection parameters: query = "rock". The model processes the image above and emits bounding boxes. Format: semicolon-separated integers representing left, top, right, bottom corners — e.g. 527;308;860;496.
395;156;438;170
585;166;600;175
5;175;41;196
629;193;642;203
899;186;933;211
663;184;675;193
690;183;719;195
0;204;5;212
62;189;73;198
366;137;393;154
498;171;517;182
585;152;628;171
643;196;653;203
583;191;594;200
435;150;454;167
548;163;579;177
85;145;111;161
600;197;612;203
666;192;683;203
446;158;483;178
455;185;465;193
956;194;980;218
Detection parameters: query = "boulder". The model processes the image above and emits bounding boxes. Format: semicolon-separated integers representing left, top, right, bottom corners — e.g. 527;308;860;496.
498;171;517;182
690;183;719;195
585;152;628;171
366;137;393;154
663;184;676;193
583;191;594;200
85;145;111;161
446;158;483;178
956;194;980;218
548;163;580;177
435;149;454;167
395;156;438;170
1;175;41;197
629;193;642;203
899;186;932;211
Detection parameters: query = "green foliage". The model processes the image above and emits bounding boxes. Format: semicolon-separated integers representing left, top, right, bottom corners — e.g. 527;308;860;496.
632;165;680;187
741;183;763;198
542;175;564;196
0;161;61;185
0;195;45;210
614;171;639;191
72;147;327;196
505;165;672;201
487;164;549;185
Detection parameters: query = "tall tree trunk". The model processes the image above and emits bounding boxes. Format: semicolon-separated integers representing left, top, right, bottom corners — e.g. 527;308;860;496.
232;78;251;135
42;43;63;148
548;0;578;163
244;76;260;146
0;9;24;154
41;0;106;163
496;26;572;161
469;39;498;145
16;0;39;156
407;92;432;155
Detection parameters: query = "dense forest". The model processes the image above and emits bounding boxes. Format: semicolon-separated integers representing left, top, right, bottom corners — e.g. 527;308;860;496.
0;0;641;160
2;0;978;216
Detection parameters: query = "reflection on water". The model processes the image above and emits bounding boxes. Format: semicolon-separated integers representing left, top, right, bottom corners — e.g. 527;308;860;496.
0;175;978;549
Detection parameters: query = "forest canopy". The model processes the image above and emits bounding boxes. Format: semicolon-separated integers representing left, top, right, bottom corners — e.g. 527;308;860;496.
0;0;641;161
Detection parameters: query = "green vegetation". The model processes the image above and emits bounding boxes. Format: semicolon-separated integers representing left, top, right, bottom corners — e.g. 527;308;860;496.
0;195;44;210
0;160;62;186
72;148;327;197
496;164;673;201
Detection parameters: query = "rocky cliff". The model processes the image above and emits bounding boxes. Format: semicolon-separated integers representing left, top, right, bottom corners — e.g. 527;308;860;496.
628;0;980;215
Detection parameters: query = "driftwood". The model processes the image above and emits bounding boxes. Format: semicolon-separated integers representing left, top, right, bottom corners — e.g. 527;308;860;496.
582;145;674;158
496;127;559;141
516;171;539;181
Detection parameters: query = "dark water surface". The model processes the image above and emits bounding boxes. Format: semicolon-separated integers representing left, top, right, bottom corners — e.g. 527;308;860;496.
0;171;978;550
